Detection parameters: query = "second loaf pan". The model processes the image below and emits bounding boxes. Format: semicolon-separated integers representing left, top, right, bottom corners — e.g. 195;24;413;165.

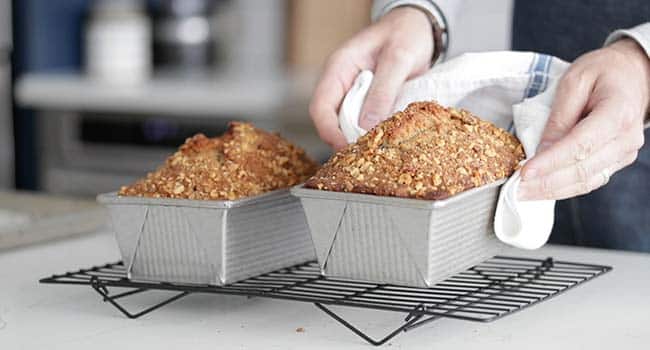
98;189;316;285
291;180;506;288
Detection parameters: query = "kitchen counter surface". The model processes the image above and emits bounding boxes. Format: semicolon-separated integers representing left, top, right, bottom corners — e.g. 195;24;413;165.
1;230;649;349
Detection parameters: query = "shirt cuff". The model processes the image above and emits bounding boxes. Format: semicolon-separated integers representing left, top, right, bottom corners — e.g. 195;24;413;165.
371;0;449;64
604;23;650;57
604;23;650;128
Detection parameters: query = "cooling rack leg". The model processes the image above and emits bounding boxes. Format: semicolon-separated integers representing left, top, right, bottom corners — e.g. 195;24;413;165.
314;303;435;346
90;284;190;319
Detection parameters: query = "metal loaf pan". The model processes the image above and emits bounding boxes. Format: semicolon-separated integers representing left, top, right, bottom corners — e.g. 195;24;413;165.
291;180;506;288
97;189;316;285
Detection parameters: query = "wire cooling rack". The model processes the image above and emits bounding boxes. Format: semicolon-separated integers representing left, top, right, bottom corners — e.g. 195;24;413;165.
40;256;611;346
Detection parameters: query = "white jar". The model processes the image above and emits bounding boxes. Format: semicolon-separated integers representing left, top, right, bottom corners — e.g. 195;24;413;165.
85;0;151;85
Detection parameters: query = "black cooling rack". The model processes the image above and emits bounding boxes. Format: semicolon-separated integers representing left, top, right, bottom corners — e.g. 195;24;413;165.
40;256;611;346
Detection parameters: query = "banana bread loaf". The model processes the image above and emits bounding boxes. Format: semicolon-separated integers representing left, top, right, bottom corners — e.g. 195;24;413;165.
119;122;319;200
305;101;525;200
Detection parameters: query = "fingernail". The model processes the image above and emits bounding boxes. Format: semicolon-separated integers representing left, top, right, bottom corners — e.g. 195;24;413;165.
360;113;383;130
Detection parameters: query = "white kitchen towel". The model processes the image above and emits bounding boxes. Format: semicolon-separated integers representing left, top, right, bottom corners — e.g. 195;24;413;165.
338;51;570;250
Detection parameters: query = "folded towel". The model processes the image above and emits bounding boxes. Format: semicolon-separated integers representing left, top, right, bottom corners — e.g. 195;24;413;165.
338;51;569;249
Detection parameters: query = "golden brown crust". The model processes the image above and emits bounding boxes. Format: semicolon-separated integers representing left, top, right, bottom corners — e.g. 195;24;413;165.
305;101;525;200
119;122;319;200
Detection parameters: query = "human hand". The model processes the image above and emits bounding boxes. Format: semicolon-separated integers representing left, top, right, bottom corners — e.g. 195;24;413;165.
309;7;434;149
519;39;650;201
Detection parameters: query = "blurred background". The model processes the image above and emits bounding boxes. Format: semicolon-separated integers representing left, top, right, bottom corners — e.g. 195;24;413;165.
0;0;512;250
6;0;513;195
0;0;512;247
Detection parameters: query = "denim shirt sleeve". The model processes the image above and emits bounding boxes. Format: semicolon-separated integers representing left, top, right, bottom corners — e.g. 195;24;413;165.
604;23;650;128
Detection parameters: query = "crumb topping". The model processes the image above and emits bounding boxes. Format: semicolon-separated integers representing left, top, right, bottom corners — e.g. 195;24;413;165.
119;122;319;200
305;101;524;200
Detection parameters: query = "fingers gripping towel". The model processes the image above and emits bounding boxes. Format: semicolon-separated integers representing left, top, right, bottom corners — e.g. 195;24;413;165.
338;51;570;250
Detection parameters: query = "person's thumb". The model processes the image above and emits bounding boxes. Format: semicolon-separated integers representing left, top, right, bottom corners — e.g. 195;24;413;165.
359;48;413;130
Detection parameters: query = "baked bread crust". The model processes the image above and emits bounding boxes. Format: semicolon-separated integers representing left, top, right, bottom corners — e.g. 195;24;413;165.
305;101;525;200
119;122;319;200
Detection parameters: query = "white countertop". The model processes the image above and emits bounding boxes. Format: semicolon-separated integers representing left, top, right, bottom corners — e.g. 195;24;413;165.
1;230;649;349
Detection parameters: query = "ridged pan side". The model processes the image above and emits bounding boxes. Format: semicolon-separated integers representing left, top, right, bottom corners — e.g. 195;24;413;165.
223;193;316;284
293;182;505;288
426;186;505;285
325;202;432;286
101;189;315;285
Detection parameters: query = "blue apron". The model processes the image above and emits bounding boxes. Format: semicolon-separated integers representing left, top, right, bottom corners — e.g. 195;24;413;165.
512;0;650;251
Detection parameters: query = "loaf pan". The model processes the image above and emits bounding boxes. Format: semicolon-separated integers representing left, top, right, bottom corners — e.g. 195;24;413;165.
291;180;506;288
98;189;316;285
